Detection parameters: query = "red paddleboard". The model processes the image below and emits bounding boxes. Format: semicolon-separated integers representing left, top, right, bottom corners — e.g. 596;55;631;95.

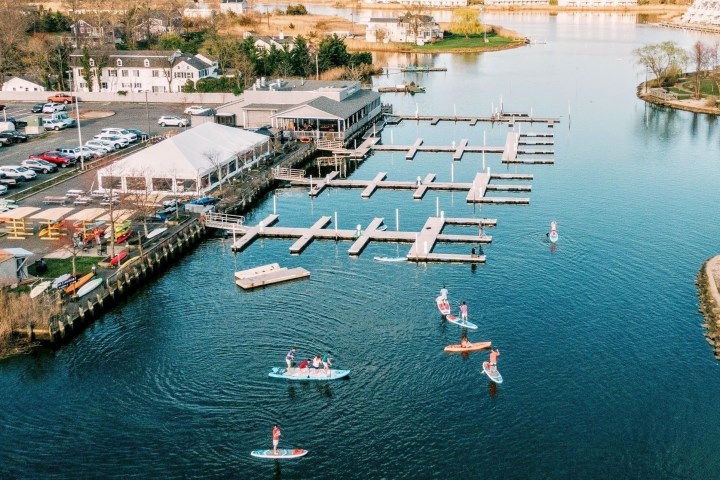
110;251;128;267
436;295;450;315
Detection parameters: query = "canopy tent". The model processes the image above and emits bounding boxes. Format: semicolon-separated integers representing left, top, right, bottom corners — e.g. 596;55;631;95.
96;122;271;195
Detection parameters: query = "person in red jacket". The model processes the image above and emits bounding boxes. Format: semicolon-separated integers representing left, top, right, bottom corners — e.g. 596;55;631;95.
272;424;281;455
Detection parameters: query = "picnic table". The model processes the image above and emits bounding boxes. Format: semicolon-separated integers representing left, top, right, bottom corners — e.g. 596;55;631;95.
66;189;85;198
43;196;68;205
73;196;93;206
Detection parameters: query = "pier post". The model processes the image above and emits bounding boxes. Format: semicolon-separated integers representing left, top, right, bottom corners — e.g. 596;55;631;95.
396;208;399;231
334;212;338;238
436;197;439;217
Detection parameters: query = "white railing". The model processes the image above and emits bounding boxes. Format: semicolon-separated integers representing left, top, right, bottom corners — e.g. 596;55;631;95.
272;167;306;179
203;212;246;231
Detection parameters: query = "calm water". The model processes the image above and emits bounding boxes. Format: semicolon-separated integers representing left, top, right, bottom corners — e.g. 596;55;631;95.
2;15;720;480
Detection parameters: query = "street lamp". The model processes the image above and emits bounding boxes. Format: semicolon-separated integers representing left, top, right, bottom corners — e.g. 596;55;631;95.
145;90;150;138
67;69;84;170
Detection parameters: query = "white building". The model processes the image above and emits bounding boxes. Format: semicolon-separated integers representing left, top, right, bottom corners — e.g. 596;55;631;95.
69;50;218;93
254;33;295;52
220;0;248;14
1;76;45;92
363;0;467;5
366;15;444;44
96;122;270;195
681;0;720;26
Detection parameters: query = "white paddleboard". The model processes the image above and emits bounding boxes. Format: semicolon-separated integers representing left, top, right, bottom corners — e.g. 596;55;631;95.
251;449;308;459
446;314;478;330
51;273;72;289
268;367;350;381
75;277;103;298
146;227;168;240
483;361;503;384
436;296;451;315
30;281;51;299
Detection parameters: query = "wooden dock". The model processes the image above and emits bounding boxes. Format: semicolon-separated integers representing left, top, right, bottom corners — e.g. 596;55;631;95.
309;171;339;197
389;113;560;126
235;263;310;290
228;214;496;263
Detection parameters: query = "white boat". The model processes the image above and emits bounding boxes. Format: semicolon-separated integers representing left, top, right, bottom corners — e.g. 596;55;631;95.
75;277;104;298
146;227;167;240
29;280;51;299
548;221;559;243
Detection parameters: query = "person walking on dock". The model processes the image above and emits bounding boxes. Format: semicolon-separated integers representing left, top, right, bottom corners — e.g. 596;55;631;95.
460;301;468;322
286;346;296;370
272;424;281;455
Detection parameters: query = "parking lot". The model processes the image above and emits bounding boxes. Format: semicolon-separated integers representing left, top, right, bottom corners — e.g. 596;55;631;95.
0;101;193;176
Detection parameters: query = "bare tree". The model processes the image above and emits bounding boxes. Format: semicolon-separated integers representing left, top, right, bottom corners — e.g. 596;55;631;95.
203;149;226;196
633;41;689;89
0;0;31;85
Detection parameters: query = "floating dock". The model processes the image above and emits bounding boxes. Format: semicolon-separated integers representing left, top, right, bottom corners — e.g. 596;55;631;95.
234;263;310;290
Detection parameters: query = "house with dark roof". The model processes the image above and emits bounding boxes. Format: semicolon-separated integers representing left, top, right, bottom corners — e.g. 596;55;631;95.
68;50;218;93
254;33;295;52
68;19;121;48
224;79;381;144
366;15;443;44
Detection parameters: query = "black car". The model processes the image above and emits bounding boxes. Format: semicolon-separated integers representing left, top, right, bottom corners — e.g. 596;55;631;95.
31;103;44;113
126;128;149;141
6;117;27;129
0;131;28;143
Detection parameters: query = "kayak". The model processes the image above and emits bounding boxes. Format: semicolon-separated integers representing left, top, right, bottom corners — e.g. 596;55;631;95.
446;314;478;330
29;281;51;299
444;341;492;353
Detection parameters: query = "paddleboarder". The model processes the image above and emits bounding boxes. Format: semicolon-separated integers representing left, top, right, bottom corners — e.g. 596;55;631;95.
285;346;296;370
460;301;468;322
321;351;333;374
440;285;448;300
460;335;471;348
272;425;281;455
489;347;500;366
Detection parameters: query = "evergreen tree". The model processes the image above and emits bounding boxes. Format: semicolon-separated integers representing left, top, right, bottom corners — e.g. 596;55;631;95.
290;35;312;77
318;34;349;72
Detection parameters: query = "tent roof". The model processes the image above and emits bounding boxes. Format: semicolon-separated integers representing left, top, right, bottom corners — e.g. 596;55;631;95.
97;123;268;179
2;248;33;257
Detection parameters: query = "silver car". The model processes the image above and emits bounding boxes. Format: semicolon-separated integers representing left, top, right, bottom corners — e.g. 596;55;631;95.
158;115;189;127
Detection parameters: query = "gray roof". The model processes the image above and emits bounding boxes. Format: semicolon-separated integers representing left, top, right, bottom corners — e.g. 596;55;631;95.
243;103;295;111
369;17;398;23
277;89;380;119
69;50;213;70
256;35;294;45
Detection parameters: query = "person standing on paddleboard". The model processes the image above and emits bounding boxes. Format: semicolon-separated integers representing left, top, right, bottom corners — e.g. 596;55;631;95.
286;346;296;370
440;286;448;300
272;425;281;455
321;351;333;375
460;301;468;322
489;347;500;366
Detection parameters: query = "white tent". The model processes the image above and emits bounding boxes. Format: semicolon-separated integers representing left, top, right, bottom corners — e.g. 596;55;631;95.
97;122;271;195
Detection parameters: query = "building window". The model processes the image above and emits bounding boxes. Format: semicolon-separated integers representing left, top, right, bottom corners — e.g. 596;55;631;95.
152;86;166;93
152;70;160;77
133;70;140;77
134;83;141;88
121;70;129;77
89;59;95;67
101;82;108;89
80;82;87;88
144;59;150;67
108;69;117;76
117;59;123;67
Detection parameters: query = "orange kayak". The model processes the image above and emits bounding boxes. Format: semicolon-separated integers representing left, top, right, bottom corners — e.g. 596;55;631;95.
444;341;492;353
64;272;95;295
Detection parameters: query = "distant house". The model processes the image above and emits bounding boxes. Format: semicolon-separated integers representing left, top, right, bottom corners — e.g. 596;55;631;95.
1;76;46;92
68;19;120;48
69;50;218;93
254;33;295;52
220;0;248;14
364;0;467;4
133;17;173;42
184;1;215;18
366;15;443;44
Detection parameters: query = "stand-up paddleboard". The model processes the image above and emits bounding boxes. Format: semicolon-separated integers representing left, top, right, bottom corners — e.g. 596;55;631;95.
65;272;94;295
55;274;79;290
444;341;491;353
268;367;350;381
251;449;308;459
110;251;128;267
30;281;51;299
373;256;406;263
548;221;559;244
446;314;478;330
436;295;451;315
146;227;167;240
482;361;503;384
75;277;103;298
51;273;72;289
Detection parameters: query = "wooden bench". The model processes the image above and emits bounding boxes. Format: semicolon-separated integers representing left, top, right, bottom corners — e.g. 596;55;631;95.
43;196;67;205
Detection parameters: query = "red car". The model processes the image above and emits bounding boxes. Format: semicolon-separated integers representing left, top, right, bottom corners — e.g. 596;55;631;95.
47;93;77;104
28;151;77;168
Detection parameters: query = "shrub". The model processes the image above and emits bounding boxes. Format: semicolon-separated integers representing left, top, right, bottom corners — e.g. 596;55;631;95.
117;90;127;96
286;4;308;15
706;95;718;107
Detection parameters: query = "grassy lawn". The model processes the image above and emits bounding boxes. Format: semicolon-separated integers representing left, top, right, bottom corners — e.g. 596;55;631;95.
406;32;522;52
29;257;104;279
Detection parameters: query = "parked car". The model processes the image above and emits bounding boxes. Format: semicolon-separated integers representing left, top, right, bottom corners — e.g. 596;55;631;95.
0;184;7;196
0;136;10;147
0;165;37;181
56;146;96;161
92;133;129;149
0;131;28;143
47;112;76;128
184;105;210;115
0;173;18;188
21;159;58;174
28;151;76;168
6;117;28;129
85;140;114;153
99;128;137;143
42;102;65;114
158;115;189;127
42;118;67;131
47;93;77;104
31;103;44;113
126;128;149;141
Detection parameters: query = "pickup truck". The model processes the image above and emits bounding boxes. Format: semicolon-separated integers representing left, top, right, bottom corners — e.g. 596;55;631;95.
0;173;19;188
47;93;77;104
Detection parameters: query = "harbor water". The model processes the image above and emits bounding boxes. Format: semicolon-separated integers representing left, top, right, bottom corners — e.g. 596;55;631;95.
2;14;720;479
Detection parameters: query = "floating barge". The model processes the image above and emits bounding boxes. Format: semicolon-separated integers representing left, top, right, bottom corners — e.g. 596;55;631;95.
234;263;310;290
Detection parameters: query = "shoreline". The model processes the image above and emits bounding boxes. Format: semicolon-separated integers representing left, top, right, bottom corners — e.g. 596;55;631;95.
637;85;720;116
697;256;720;359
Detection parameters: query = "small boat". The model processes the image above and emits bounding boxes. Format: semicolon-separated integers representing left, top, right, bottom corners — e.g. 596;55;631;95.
377;224;387;231
146;227;167;240
251;449;308;459
64;272;95;295
29;280;52;299
110;250;128;267
116;229;134;244
444;341;492;353
268;367;350;381
75;277;103;298
373;256;406;263
548;221;559;244
51;273;73;289
436;295;451;315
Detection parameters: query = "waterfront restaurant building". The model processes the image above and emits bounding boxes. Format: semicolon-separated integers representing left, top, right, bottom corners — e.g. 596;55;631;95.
96;123;270;195
224;79;382;143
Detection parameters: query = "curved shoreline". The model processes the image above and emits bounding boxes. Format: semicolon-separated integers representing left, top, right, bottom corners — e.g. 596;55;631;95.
347;39;526;54
697;256;720;359
636;84;720;116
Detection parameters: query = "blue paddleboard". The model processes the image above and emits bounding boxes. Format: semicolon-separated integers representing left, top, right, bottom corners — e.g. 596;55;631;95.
446;314;478;330
268;367;350;380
